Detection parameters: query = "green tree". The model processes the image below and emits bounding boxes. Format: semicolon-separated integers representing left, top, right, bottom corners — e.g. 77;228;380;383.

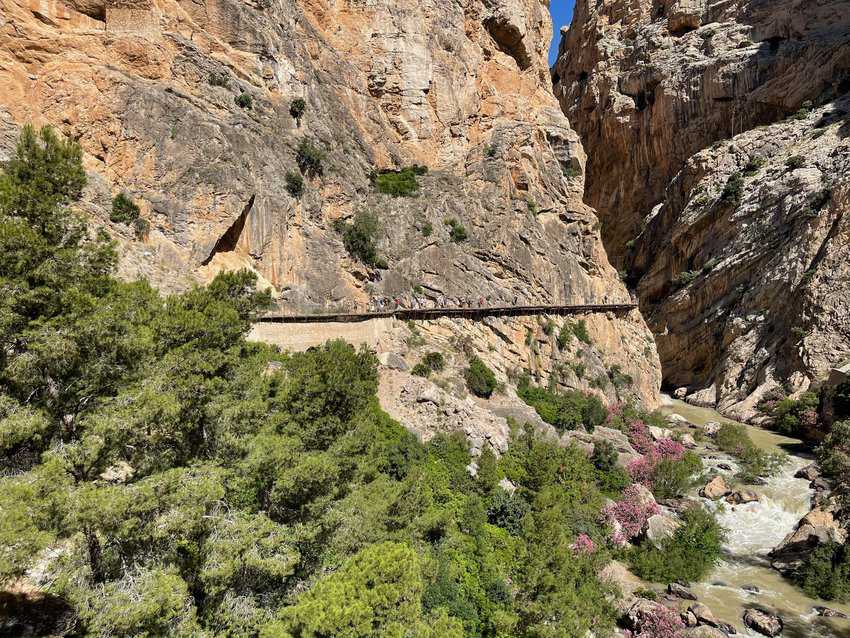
269;542;460;638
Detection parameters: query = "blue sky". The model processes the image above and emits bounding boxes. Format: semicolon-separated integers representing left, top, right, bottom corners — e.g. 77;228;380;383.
549;1;576;65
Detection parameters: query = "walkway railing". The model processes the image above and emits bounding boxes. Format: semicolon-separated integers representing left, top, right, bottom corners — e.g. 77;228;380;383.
258;303;638;324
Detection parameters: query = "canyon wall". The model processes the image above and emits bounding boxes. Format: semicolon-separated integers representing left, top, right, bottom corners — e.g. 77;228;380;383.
554;0;850;419
0;0;661;406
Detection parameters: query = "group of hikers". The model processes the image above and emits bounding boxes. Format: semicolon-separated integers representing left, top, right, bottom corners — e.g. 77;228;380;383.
365;294;510;313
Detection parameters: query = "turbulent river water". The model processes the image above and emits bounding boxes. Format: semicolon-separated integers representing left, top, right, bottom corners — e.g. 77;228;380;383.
660;397;850;638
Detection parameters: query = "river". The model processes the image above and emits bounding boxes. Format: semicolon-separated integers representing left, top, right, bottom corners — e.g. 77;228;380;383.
660;397;850;638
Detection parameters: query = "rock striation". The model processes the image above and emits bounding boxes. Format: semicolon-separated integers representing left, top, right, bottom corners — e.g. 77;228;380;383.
0;0;661;409
554;0;850;420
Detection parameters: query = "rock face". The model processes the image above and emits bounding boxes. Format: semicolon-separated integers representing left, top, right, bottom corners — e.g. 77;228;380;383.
0;0;661;409
553;0;850;420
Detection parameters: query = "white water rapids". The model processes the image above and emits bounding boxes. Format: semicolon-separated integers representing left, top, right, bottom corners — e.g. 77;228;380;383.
661;398;850;637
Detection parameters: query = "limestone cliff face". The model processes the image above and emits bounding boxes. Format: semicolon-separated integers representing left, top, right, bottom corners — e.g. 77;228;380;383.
0;0;661;407
553;0;850;419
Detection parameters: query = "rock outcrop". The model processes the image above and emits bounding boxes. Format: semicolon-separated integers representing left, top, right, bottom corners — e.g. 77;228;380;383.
1;0;661;409
553;0;850;420
770;505;847;574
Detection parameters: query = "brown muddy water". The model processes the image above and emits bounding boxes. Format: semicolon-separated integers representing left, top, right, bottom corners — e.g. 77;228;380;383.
661;397;850;638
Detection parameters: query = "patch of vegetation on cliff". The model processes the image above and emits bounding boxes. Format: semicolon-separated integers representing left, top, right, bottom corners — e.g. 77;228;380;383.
757;389;819;436
334;211;387;269
444;217;468;243
296;138;325;177
465;356;498;398
373;165;427;197
516;375;606;433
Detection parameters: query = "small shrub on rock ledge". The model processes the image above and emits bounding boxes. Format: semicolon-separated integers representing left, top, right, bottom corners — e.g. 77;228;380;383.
289;97;306;121
374;166;427;197
465;356;497;398
296;138;325;177
234;92;252;109
334;211;386;269
444;217;468;243
285;170;304;197
111;192;140;224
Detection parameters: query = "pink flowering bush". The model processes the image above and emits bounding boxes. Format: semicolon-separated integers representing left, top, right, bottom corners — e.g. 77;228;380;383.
602;484;659;543
571;533;595;555
628;420;654;455
626;455;657;486
655;438;685;461
627;605;685;638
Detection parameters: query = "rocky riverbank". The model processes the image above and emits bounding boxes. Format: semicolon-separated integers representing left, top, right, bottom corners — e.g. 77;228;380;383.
609;398;850;637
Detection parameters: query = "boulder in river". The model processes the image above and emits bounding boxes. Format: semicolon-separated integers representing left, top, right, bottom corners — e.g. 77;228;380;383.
688;602;718;627
700;476;730;500
770;507;847;573
682;627;728;638
668;582;698;601
703;421;721;437
815;606;848;618
743;608;783;636
795;462;820;481
726;490;760;505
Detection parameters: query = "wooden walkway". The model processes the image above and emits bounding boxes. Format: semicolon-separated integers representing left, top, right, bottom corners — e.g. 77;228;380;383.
259;303;638;324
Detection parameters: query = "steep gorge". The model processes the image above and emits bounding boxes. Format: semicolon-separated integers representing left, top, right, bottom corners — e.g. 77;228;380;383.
554;0;850;420
0;0;661;407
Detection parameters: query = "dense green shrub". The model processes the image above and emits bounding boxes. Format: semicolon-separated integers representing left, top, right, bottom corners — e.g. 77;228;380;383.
715;422;786;482
111;193;140;224
763;391;819;435
444;218;468;243
334;211;386;268
285;170;304;197
421;221;433;237
422;351;445;372
374;167;424;197
817;420;850;481
412;363;431;378
629;507;725;583
517;376;607;433
235;92;252;109
743;155;765;176
289;97;306;120
796;542;850;602
465;356;497;398
720;172;743;204
591;440;630;495
786;155;805;170
651;453;702;500
296;138;325;177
